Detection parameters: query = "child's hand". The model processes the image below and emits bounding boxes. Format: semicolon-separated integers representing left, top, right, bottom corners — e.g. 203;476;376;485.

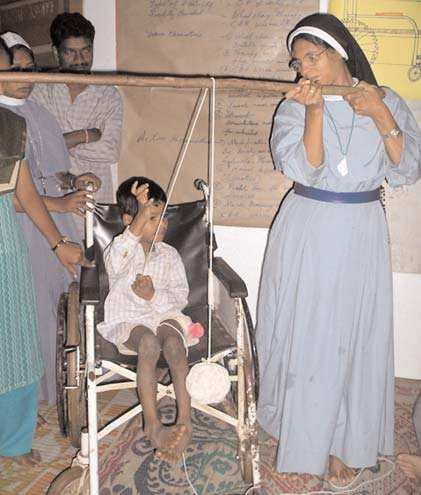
131;273;155;300
131;181;155;221
131;181;150;206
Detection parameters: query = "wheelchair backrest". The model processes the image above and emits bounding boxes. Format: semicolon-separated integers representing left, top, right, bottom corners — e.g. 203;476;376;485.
92;200;208;325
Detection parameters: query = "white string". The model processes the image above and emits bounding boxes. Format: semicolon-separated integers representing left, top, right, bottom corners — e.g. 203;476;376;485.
143;88;209;272
179;78;216;495
243;457;395;495
207;77;216;360
182;453;200;495
161;322;188;356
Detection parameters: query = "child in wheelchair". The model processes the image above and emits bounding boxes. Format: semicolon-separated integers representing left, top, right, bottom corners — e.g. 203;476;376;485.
97;176;201;464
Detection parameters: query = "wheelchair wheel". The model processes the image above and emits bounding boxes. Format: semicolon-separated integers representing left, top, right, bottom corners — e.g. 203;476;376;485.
47;466;89;495
56;282;86;448
237;348;255;484
238;441;253;485
56;292;69;437
235;300;258;484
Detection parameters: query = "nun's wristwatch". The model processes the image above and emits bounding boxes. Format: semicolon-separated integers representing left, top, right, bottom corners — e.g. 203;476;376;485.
51;236;70;251
382;127;401;139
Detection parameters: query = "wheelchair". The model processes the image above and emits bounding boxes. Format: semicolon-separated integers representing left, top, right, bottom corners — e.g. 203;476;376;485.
48;187;260;495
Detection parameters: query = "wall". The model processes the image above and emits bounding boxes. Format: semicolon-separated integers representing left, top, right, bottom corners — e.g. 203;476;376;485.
84;0;421;379
83;0;115;71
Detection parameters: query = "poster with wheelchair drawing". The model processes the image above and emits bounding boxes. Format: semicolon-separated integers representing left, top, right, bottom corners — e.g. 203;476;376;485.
330;0;421;274
329;0;421;99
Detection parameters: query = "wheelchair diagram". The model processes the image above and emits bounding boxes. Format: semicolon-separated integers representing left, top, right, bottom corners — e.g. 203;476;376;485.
341;0;421;82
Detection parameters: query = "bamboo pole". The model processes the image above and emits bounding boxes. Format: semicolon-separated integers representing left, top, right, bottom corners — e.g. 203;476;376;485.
0;71;367;96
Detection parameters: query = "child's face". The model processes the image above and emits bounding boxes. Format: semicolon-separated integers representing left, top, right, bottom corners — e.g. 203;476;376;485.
141;200;168;248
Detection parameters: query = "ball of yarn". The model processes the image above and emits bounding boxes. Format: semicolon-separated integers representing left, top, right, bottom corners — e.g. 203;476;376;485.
186;361;231;404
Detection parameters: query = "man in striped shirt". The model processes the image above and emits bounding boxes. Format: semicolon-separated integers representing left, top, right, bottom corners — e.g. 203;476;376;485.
31;12;122;203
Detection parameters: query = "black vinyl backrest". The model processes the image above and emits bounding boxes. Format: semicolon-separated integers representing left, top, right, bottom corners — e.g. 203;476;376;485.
92;200;208;325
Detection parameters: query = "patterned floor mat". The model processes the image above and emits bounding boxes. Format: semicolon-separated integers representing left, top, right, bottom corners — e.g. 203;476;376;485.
1;379;421;495
99;402;248;495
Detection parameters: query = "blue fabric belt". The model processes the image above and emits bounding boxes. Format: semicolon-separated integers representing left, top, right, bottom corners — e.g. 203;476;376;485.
294;183;380;204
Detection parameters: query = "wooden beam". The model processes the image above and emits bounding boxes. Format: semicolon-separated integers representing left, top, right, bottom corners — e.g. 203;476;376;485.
0;72;371;96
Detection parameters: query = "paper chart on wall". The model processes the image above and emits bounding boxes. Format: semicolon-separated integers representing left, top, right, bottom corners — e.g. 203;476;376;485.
328;0;421;273
116;0;421;273
328;0;421;100
116;0;319;227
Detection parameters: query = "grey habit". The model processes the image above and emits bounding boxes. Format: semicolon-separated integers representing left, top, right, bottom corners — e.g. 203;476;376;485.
0;95;81;404
256;88;421;474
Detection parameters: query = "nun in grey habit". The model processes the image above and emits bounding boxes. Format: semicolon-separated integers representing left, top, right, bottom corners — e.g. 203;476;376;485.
256;13;421;482
0;32;99;404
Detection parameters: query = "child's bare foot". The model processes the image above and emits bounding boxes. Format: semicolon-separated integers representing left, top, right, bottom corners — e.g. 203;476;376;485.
2;449;42;468
328;455;356;487
156;423;192;464
171;423;193;463
145;423;185;453
397;453;421;480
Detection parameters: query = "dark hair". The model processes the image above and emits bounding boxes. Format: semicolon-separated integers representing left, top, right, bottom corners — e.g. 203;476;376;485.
116;176;167;218
50;13;95;49
0;38;12;64
291;33;331;52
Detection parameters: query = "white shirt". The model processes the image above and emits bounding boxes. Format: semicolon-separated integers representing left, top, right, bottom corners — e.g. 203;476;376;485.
31;83;122;202
97;227;189;343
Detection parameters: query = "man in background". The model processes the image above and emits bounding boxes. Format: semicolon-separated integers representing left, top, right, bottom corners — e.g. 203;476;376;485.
31;12;122;203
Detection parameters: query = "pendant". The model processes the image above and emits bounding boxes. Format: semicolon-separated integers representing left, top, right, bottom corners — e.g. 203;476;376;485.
337;156;348;176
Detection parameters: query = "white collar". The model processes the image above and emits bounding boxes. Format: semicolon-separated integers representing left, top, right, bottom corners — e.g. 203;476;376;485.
0;94;26;106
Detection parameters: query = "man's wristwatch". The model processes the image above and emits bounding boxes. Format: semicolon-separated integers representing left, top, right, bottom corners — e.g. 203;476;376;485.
51;236;69;252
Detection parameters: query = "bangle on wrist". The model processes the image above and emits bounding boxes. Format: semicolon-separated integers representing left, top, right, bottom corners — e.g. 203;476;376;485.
84;128;89;144
51;236;69;252
382;127;401;139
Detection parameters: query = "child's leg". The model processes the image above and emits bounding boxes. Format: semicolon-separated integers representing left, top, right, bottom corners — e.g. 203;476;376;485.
156;320;192;462
123;325;184;455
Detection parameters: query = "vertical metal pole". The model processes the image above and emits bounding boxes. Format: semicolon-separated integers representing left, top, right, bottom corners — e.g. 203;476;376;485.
85;185;94;249
84;190;98;494
86;304;98;495
207;78;216;360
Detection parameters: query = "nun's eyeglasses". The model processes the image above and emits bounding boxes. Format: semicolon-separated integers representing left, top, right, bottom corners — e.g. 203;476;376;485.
288;47;329;72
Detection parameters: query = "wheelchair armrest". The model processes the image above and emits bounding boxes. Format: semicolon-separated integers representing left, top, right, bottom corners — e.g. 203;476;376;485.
213;256;248;298
80;246;100;305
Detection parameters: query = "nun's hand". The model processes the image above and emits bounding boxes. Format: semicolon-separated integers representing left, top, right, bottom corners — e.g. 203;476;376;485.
286;78;323;109
343;81;384;118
